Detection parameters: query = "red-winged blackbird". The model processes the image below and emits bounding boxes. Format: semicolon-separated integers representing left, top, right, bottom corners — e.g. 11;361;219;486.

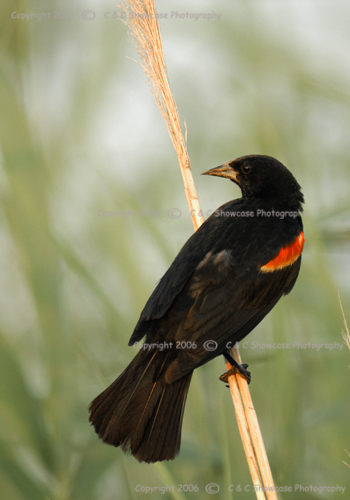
89;154;305;463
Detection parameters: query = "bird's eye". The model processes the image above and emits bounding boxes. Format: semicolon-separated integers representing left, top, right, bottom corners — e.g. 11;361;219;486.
242;165;251;174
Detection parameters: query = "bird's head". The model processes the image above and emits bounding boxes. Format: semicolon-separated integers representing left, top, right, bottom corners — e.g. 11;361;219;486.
202;154;304;205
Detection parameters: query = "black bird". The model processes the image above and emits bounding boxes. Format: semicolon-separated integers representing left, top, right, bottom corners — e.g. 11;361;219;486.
89;154;304;463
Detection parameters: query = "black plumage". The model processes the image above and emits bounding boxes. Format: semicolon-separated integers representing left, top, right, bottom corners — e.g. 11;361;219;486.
89;154;305;463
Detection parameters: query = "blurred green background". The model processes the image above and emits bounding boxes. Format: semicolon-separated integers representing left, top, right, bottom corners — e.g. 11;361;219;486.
1;1;350;499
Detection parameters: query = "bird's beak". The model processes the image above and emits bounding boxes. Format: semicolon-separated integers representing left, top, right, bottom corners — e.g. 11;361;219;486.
201;162;239;183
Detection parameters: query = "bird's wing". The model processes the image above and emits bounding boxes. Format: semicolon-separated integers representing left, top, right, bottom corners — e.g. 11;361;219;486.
128;219;219;345
129;200;264;347
129;203;302;346
164;249;301;383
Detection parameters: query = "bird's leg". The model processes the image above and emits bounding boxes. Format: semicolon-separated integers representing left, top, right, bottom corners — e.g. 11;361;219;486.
220;350;251;384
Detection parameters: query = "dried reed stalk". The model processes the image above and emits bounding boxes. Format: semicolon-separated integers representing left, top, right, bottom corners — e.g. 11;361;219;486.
339;292;350;351
338;293;350;470
119;0;203;230
119;1;277;497
225;356;267;500
229;347;278;500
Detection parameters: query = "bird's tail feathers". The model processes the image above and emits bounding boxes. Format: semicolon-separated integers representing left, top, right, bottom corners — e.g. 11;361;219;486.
89;349;192;463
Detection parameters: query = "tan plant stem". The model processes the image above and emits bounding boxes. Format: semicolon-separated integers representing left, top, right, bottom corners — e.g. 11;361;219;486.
119;0;203;230
119;2;278;497
230;346;278;500
225;357;267;500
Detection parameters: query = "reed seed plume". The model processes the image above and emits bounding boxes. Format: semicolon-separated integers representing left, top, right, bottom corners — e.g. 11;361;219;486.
119;0;203;230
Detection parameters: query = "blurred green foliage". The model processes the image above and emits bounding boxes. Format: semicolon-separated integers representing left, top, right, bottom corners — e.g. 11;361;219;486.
1;1;350;499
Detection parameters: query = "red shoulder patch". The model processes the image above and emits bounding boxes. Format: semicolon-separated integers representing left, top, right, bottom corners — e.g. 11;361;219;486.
260;232;305;273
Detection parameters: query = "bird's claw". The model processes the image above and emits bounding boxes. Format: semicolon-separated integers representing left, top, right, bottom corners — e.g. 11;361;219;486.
220;363;251;385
